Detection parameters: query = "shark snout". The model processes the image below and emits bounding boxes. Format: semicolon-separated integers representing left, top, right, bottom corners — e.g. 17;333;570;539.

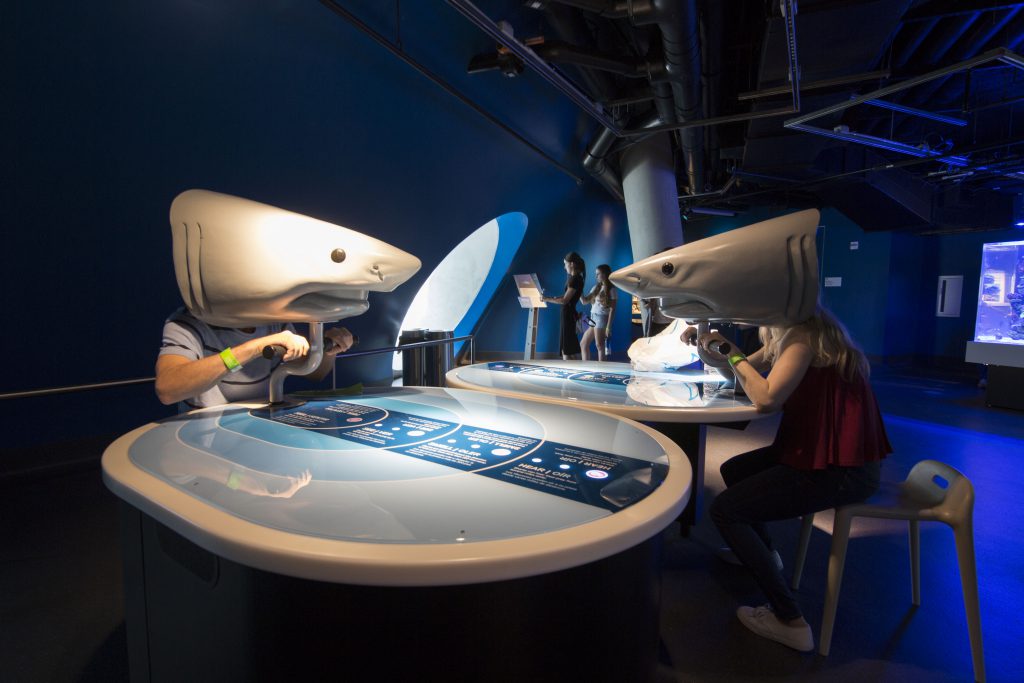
361;249;421;291
609;267;647;297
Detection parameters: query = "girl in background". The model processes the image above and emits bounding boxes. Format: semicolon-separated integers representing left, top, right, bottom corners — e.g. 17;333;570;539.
580;264;616;361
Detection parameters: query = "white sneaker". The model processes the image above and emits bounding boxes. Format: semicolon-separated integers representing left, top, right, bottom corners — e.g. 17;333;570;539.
736;604;814;652
716;547;784;572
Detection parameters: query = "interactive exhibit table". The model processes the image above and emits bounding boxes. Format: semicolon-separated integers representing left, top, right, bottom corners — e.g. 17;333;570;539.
103;387;689;682
446;360;763;528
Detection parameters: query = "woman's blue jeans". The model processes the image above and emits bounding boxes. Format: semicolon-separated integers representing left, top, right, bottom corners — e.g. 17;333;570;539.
709;446;881;621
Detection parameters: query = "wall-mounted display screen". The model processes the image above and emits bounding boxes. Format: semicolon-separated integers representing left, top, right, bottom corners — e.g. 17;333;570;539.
974;239;1024;345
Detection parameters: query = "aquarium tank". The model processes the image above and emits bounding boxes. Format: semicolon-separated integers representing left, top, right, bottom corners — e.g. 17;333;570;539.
974;239;1024;345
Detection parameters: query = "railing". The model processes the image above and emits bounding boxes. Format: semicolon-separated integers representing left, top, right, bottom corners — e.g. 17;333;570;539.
0;334;475;401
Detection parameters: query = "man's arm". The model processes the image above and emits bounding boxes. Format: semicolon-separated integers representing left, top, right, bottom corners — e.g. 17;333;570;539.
154;330;309;405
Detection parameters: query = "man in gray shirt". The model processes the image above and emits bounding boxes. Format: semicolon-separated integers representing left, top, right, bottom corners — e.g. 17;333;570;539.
156;307;354;410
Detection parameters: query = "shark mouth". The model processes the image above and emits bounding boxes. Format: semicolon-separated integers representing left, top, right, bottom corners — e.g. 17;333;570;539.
610;209;820;326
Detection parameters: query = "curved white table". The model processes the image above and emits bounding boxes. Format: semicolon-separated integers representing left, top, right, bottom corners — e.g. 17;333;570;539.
446;360;766;528
103;387;689;681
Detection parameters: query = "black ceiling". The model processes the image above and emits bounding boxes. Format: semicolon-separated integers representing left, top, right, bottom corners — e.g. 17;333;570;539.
456;0;1024;232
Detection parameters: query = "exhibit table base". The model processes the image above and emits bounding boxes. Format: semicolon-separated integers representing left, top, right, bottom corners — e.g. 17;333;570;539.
986;365;1024;411
120;503;664;683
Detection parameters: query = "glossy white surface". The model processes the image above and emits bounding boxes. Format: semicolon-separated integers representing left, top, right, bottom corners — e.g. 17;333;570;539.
102;387;689;586
170;189;421;326
446;360;761;423
610;209;820;326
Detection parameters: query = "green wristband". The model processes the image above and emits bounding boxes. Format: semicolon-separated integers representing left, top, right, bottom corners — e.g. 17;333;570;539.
220;347;242;373
226;471;242;490
727;353;747;368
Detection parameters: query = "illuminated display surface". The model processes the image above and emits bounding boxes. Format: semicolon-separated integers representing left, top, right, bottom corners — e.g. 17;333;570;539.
103;387;687;584
447;360;759;422
974;239;1024;345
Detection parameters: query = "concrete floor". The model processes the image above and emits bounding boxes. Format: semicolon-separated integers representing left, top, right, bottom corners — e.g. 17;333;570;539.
1;367;1020;682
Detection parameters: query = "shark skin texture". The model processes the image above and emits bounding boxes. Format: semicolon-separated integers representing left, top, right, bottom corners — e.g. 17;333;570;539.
170;189;422;327
610;209;820;327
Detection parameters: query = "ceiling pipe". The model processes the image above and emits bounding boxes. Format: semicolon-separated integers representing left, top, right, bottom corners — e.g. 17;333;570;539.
541;2;621;100
702;0;726;184
616;0;802;137
583;127;626;200
547;0;706;194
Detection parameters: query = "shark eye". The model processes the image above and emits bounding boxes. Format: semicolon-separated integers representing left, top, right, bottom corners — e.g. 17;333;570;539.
661;261;675;276
331;248;347;263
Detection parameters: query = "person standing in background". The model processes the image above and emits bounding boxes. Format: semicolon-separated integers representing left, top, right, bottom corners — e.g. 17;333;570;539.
541;252;585;360
580;264;616;361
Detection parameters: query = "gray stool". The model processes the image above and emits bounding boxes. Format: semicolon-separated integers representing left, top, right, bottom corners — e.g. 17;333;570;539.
790;460;984;682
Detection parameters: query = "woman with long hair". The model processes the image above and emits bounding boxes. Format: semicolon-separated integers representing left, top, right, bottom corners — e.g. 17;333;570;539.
542;252;585;360
686;305;891;652
580;264;616;361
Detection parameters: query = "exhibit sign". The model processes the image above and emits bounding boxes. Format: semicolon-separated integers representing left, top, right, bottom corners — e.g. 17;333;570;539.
123;389;677;544
250;399;666;512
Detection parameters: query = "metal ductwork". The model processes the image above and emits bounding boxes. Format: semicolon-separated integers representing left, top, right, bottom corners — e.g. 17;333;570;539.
646;0;705;196
583;126;625;200
552;0;705;195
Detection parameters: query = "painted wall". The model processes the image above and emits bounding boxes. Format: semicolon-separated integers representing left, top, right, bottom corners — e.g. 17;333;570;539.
3;1;631;456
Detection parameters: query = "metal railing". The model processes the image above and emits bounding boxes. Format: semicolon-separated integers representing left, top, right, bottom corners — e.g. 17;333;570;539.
0;335;476;401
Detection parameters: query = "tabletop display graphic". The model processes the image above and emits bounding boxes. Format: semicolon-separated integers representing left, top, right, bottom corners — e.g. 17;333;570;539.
124;389;672;544
450;360;757;416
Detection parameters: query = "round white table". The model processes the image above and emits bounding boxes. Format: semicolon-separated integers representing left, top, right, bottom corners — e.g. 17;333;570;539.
103;386;689;681
446;359;766;528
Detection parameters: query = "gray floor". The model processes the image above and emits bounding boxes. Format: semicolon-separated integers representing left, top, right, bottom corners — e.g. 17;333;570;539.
1;367;1021;681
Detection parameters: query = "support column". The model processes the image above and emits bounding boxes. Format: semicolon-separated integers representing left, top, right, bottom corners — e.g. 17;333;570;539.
622;133;684;261
622;133;684;332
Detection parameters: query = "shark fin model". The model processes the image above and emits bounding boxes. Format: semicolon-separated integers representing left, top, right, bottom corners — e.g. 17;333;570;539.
610;209;820;327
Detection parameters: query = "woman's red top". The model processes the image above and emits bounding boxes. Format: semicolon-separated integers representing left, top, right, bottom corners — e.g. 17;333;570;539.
774;365;892;470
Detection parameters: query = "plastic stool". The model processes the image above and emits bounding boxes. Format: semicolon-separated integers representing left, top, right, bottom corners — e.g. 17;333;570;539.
790;460;984;682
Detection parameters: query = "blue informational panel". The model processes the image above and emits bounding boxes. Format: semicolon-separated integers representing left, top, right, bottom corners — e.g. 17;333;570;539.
125;389;675;543
450;360;758;412
487;361;632;387
249;400;666;512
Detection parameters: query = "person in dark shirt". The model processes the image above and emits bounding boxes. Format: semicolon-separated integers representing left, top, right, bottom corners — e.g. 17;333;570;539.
541;252;586;360
685;305;891;652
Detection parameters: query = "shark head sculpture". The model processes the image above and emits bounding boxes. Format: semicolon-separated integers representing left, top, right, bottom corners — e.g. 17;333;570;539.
610;209;820;326
169;189;421;327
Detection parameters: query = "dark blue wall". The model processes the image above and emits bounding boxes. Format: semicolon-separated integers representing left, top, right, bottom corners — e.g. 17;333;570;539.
4;1;631;454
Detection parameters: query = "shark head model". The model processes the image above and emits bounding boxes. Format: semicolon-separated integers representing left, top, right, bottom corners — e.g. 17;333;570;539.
610;209;820;326
169;189;421;327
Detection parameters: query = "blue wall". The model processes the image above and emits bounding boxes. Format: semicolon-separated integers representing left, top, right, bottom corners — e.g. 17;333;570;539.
4;1;631;454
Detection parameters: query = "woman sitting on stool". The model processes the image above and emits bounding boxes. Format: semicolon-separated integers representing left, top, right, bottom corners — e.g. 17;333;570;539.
685;305;891;652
